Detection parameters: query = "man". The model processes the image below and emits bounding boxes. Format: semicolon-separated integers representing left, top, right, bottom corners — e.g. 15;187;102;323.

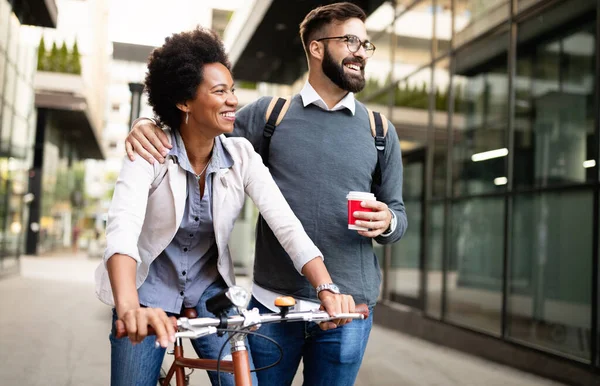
125;3;407;385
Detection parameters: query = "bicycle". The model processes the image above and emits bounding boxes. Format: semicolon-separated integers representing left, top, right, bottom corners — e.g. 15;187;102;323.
115;286;369;386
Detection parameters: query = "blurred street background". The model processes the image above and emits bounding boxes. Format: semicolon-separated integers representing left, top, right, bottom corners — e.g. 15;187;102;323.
0;0;599;384
0;252;566;385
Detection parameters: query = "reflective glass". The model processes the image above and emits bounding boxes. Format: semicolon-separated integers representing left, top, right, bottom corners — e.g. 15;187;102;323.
454;0;509;48
391;67;431;151
0;51;5;100
389;152;424;307
11;115;28;159
1;103;12;154
452;31;509;196
14;76;31;118
426;202;444;318
447;197;504;334
393;1;433;72
7;13;19;63
0;0;9;52
40;137;61;254
4;62;16;108
0;157;7;258
514;20;595;188
432;57;450;198
508;190;592;360
435;0;452;55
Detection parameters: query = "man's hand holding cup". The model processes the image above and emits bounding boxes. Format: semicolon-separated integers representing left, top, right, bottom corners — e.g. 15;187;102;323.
347;191;392;238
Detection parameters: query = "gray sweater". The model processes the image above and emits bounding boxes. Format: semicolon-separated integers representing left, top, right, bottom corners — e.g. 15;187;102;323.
233;94;407;306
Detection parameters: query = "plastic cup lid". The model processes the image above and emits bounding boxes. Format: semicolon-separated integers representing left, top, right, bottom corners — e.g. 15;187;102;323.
346;191;376;200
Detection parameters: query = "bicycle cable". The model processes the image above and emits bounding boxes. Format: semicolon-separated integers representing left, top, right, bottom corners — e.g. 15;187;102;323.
215;327;283;386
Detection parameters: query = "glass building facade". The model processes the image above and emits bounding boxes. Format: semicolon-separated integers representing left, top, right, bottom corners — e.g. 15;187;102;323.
0;0;91;270
358;0;600;372
0;0;38;275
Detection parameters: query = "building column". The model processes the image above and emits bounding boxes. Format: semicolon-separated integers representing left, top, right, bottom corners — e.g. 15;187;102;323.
128;82;144;130
25;108;47;255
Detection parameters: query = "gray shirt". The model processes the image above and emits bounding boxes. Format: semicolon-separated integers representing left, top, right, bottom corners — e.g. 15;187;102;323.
233;94;407;307
138;131;233;313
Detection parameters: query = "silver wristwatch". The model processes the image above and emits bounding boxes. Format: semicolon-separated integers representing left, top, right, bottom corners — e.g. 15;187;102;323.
315;283;341;296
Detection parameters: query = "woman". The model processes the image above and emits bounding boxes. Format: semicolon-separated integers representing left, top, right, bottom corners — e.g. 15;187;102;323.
94;27;354;386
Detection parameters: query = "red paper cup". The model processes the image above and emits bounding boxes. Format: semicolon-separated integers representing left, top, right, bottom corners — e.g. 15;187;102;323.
347;191;375;231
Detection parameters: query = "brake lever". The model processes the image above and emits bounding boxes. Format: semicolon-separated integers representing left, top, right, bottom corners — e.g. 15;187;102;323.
176;326;218;339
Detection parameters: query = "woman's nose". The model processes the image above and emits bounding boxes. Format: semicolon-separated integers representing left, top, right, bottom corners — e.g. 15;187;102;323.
227;93;238;106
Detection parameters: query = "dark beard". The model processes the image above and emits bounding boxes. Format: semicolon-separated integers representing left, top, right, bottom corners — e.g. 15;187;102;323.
321;46;365;93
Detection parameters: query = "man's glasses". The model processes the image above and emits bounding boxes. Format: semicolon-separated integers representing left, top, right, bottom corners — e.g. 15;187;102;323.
316;34;376;57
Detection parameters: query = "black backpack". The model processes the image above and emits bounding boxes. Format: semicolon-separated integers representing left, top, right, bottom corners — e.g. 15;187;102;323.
259;96;389;192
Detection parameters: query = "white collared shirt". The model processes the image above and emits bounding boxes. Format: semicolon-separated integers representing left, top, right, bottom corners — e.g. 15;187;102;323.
299;81;356;115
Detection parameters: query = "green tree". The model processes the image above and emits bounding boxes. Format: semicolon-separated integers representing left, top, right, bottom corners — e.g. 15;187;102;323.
37;36;47;71
355;78;377;101
48;42;59;72
58;41;69;73
70;41;82;74
435;87;448;111
395;83;410;107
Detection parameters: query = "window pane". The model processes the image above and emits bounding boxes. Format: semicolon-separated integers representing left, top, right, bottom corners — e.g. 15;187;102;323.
447;197;504;334
432;57;450;198
11;115;28;159
358;27;393;104
389;155;423;307
426;202;444;318
0;0;9;52
508;190;592;360
452;32;509;196
394;1;433;72
436;0;452;56
4;63;16;107
14;76;30;118
7;13;19;62
454;0;509;48
391;66;431;151
514;21;596;188
0;52;5;101
0;157;8;258
1;103;12;154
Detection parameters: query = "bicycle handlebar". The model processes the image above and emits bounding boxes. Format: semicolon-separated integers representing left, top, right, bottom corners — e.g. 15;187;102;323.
115;304;369;339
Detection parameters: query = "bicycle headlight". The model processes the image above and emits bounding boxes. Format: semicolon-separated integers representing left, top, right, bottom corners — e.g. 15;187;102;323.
206;285;250;316
227;286;250;308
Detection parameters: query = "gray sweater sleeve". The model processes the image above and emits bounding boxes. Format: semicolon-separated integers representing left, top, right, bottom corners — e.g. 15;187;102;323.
232;96;272;151
374;120;408;244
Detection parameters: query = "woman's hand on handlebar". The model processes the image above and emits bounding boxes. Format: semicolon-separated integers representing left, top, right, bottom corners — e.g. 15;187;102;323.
317;292;356;331
115;307;177;348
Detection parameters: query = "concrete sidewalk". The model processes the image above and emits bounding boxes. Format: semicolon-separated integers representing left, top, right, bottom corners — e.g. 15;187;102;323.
0;254;565;386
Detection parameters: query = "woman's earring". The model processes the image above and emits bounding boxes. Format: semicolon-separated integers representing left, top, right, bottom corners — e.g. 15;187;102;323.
185;112;189;125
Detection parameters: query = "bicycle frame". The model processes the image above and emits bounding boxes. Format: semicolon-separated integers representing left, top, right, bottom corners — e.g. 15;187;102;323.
161;335;251;386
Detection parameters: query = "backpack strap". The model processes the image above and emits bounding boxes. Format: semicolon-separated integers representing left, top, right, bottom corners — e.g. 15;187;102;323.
260;97;291;167
367;109;388;192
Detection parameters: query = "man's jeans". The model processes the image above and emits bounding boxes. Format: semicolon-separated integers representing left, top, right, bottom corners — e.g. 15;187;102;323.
109;279;257;386
247;296;373;386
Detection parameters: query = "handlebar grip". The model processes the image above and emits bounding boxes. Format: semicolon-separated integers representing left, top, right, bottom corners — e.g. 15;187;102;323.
354;304;369;319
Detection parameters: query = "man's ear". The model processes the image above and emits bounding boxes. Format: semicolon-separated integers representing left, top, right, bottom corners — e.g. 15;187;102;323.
309;40;324;61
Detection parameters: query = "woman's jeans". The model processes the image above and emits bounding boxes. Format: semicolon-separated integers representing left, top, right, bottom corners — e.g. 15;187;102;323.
247;296;373;386
109;280;257;386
